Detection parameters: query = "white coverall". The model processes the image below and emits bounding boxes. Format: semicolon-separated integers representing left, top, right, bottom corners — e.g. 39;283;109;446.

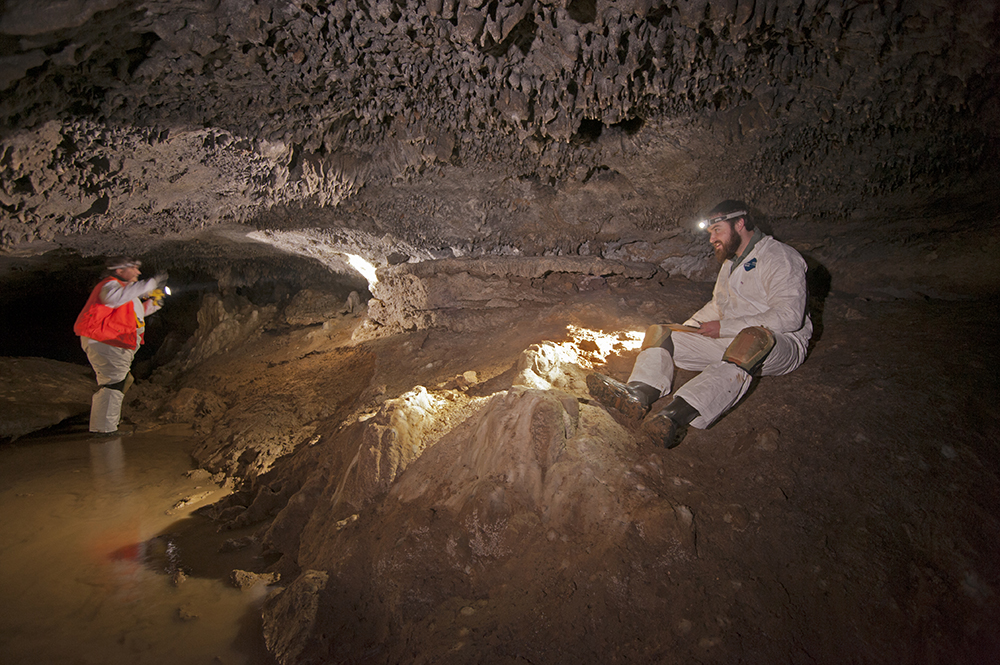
628;234;812;429
81;278;161;432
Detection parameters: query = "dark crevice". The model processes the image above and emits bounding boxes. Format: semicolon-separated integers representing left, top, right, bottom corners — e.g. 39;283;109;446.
126;32;161;76
567;0;597;24
73;194;110;219
571;117;603;144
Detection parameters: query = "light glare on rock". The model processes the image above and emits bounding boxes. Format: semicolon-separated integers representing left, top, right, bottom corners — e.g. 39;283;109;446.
563;325;643;368
345;253;378;286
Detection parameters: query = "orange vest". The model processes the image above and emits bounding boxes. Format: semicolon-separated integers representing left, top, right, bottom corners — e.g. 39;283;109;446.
73;277;143;349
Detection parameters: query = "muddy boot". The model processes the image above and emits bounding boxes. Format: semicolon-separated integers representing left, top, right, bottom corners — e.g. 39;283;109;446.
642;397;699;449
586;373;659;421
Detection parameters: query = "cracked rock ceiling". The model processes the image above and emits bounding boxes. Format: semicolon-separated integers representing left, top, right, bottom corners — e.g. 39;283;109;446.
0;0;998;294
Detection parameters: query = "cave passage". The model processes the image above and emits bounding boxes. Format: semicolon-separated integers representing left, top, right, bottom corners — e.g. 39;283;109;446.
0;0;998;661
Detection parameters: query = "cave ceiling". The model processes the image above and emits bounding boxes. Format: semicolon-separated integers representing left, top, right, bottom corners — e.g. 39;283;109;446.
0;0;998;294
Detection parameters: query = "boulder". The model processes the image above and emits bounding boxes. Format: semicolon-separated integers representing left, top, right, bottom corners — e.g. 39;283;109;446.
0;357;93;439
283;288;343;326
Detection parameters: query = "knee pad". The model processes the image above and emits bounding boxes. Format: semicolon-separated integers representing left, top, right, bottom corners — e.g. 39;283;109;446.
102;372;133;393
640;324;672;350
723;326;775;374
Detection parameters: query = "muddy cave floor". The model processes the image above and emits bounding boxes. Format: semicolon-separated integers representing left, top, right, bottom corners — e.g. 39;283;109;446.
124;277;999;665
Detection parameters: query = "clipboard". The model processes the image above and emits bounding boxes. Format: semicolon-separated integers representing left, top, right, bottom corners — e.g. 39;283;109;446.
666;323;703;333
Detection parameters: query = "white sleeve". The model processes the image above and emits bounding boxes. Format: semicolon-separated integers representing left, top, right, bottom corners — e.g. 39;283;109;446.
683;266;725;326
99;277;159;308
684;300;720;327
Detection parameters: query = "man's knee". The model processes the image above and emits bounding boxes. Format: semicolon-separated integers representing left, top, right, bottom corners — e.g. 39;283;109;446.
640;324;673;354
722;326;775;375
101;372;133;394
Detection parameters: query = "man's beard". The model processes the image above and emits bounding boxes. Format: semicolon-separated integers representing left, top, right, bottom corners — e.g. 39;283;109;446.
713;233;741;264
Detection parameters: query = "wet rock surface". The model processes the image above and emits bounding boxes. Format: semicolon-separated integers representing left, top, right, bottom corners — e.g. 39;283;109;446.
0;356;94;440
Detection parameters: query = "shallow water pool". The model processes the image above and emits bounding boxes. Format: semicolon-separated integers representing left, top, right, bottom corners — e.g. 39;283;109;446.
0;423;275;665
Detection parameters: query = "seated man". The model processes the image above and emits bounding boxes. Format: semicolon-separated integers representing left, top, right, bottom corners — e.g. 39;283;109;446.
587;200;813;448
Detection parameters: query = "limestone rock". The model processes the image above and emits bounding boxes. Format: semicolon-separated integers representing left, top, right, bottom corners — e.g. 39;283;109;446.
0;0;995;269
261;570;329;665
230;569;280;590
0;357;94;440
153;292;278;380
366;256;656;333
355;389;442;496
283;289;343;326
157;386;228;432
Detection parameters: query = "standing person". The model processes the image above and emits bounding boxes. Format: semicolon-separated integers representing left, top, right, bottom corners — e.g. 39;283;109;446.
74;257;167;435
587;200;812;448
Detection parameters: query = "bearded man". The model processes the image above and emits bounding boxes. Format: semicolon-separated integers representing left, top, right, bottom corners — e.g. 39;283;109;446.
587;200;813;448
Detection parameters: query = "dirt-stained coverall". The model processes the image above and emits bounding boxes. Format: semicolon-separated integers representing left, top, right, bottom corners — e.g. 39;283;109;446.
628;232;812;428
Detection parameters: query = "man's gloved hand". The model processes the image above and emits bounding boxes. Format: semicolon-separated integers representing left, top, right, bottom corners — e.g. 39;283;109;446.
147;288;167;307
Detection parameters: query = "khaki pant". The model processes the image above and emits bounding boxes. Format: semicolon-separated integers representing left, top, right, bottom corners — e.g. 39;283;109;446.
81;337;136;433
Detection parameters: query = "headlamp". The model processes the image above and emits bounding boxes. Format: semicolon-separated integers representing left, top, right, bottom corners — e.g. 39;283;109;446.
108;259;142;270
697;209;747;230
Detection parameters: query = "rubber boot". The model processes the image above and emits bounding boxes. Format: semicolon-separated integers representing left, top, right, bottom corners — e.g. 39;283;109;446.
642;396;699;449
90;386;125;433
586;373;660;421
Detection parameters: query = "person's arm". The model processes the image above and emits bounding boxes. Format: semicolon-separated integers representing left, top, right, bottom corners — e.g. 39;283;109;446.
683;267;725;328
690;320;721;337
99;277;160;308
683;299;721;328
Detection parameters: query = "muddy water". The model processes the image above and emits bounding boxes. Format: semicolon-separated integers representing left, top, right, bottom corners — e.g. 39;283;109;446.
0;424;275;665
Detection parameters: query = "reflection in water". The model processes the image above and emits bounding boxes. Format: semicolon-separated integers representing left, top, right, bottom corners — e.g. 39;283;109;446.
0;425;275;665
90;436;126;490
88;436;146;603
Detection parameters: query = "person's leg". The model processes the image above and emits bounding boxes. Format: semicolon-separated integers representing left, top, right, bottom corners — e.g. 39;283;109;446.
82;339;135;433
671;327;803;430
641;331;748;447
671;331;730;372
673;361;753;429
90;388;125;433
758;331;807;377
588;325;674;420
626;347;674;395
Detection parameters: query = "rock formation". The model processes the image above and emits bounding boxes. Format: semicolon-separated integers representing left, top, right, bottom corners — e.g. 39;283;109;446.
0;1;996;296
0;356;94;439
